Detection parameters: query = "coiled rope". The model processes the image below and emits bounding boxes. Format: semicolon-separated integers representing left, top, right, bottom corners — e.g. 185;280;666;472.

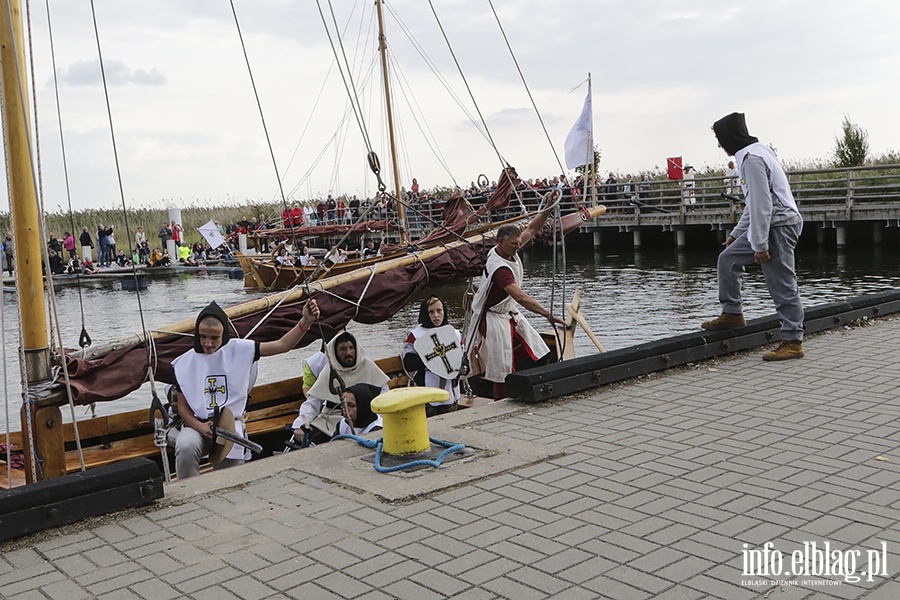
332;433;465;473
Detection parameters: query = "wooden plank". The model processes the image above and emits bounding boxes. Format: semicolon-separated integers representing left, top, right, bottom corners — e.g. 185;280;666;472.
66;436;162;472
246;415;296;436
4;351;414;479
248;377;305;405
4;431;23;450
245;400;304;423
0;467;27;490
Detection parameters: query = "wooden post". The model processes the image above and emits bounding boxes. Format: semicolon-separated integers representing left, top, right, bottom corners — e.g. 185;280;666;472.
2;0;60;482
20;406;67;479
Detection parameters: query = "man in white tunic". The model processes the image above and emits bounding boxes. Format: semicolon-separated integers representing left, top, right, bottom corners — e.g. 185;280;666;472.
169;298;319;479
292;331;389;444
468;216;565;400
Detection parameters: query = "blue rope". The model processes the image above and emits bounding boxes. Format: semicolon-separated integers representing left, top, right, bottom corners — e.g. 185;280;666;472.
332;435;466;473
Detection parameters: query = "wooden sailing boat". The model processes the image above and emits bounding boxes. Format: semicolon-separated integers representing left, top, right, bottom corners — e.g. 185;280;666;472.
237;0;523;292
0;1;606;488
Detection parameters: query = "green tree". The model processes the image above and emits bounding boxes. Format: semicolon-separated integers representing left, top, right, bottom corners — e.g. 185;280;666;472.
575;147;602;177
833;115;869;167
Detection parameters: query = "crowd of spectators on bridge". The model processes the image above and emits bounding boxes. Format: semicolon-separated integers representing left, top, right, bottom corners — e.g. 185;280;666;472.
0;163;745;280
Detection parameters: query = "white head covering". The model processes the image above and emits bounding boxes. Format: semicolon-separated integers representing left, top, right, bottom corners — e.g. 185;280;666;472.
307;331;389;403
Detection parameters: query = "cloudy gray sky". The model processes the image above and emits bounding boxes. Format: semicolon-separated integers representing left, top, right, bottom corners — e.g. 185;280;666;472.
6;0;900;213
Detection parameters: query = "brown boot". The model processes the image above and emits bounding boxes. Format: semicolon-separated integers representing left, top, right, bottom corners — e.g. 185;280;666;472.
701;313;746;330
762;341;804;361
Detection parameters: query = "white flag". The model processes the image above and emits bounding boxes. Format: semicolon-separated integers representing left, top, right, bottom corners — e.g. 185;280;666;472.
198;220;226;249
564;82;593;169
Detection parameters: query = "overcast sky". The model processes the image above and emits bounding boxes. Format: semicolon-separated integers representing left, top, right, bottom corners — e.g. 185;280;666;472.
4;0;899;213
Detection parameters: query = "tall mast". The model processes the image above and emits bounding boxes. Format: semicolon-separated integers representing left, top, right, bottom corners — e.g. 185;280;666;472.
375;0;407;244
587;73;597;207
1;0;64;481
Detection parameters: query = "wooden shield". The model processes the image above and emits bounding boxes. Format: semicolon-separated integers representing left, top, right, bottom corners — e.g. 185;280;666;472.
209;407;235;465
413;325;463;379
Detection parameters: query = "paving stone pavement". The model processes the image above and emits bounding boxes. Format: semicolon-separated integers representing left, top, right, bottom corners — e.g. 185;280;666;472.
3;320;900;599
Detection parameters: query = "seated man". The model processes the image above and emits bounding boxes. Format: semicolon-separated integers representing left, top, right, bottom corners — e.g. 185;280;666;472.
167;298;319;479
48;249;66;274
274;247;294;267
298;245;317;267
148;247;170;267
177;243;195;265
361;240;380;259
292;331;388;445
323;244;347;265
82;257;100;274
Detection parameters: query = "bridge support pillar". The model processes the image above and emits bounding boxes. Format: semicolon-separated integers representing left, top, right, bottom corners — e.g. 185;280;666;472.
873;223;883;246
835;226;847;249
816;225;825;246
592;231;602;248
675;229;686;249
632;230;642;249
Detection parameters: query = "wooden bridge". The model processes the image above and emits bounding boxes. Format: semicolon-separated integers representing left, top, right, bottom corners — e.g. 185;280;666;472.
573;163;900;248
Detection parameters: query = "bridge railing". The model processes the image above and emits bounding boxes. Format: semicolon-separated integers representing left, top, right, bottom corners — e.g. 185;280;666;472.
404;164;900;237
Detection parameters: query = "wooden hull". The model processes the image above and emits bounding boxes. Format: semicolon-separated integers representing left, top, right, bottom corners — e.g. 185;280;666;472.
237;209;567;291
0;285;589;487
238;252;399;290
0;352;513;487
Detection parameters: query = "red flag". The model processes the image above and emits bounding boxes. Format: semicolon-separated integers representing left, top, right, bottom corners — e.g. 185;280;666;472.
667;156;683;180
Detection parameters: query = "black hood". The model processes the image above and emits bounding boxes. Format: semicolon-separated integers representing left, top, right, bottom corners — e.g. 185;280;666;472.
417;297;448;329
346;382;381;429
712;112;759;156
193;301;231;353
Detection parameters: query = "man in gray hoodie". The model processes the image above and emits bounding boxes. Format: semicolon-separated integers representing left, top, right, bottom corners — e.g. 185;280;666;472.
702;112;804;361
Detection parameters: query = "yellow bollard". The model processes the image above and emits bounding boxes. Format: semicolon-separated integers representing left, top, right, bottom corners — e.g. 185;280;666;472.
371;387;449;456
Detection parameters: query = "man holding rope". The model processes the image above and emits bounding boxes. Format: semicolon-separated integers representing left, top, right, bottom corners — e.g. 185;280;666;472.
468;209;565;400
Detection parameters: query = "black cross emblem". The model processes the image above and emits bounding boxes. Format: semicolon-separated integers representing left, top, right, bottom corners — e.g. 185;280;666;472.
425;334;458;373
205;376;226;408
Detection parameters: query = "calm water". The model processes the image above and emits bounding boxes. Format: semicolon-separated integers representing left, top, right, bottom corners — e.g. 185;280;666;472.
2;246;899;433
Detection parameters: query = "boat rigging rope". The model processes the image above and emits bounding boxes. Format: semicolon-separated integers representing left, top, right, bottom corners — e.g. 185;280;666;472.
484;0;574;336
2;0;88;474
484;0;567;179
23;0;90;472
423;0;505;177
244;285;302;339
38;0;91;352
315;0;381;167
2;269;11;488
87;1;166;439
227;0;303;257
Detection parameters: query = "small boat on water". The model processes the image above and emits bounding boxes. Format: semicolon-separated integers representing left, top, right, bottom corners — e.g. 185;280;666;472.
1;259;240;291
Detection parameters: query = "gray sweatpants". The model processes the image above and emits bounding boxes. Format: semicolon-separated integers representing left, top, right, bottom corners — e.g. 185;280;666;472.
167;426;244;480
717;222;804;341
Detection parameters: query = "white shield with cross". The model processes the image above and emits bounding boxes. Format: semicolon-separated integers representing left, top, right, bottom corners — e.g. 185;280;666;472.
413;325;463;379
